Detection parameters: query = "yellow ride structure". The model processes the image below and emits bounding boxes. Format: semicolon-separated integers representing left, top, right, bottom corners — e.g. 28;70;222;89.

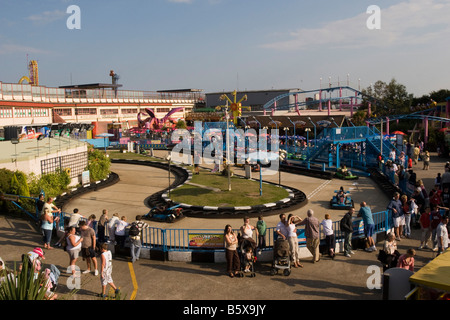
18;60;39;86
216;90;251;125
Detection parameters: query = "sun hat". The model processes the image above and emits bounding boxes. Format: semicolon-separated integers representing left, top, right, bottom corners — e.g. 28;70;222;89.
32;247;45;259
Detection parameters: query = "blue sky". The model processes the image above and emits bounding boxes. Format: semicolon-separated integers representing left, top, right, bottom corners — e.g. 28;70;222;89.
1;0;449;97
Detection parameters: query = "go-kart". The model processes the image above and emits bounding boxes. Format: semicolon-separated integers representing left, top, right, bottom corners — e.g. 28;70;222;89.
144;203;184;223
335;168;358;180
330;190;354;210
288;153;306;161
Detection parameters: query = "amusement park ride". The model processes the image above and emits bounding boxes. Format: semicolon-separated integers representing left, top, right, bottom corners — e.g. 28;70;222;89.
136;107;185;133
216;90;251;125
18;59;39;86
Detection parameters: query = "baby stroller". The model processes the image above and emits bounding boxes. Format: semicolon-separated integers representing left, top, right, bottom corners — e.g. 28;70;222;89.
238;238;256;277
22;252;61;299
270;238;291;276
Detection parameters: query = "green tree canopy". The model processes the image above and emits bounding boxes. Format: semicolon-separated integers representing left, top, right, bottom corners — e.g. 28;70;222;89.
361;78;413;117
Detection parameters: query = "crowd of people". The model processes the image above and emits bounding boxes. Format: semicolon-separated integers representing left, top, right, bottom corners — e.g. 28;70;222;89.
0;203;152;299
2;145;450;299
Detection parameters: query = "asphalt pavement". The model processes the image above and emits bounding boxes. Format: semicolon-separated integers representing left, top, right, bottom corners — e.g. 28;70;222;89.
0;151;444;302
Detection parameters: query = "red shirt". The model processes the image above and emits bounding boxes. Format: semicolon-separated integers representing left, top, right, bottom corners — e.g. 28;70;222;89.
430;211;442;230
429;189;442;205
420;212;430;228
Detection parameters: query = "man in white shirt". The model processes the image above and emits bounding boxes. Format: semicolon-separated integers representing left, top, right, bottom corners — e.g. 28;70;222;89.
276;213;289;240
437;216;449;255
68;208;84;229
42;197;61;216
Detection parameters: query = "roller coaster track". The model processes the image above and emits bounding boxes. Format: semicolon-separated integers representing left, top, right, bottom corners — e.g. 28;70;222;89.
262;86;367;111
262;86;450;127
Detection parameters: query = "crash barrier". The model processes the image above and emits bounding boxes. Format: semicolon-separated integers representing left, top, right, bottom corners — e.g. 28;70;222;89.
111;158;308;217
0;172;120;226
0;193;42;222
54;172;120;211
133;210;393;261
53;209;392;251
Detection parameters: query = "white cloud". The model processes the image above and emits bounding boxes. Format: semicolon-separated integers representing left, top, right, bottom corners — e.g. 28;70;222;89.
261;0;450;51
0;43;50;55
167;0;194;3
26;9;66;25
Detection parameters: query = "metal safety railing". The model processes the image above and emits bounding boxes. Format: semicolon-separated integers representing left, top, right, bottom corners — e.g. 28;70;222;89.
0;81;205;103
137;210;391;253
1;192;392;254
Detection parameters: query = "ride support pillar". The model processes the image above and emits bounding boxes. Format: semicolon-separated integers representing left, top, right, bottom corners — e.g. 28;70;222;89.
335;144;340;169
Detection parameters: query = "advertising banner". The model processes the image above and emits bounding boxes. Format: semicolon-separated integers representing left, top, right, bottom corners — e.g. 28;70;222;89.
188;233;224;249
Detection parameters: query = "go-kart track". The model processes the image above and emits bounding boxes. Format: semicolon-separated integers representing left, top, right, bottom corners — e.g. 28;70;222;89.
0;150;442;301
63;150;389;229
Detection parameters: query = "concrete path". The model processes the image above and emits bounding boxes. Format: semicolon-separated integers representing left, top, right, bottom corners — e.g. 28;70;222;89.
0;151;445;301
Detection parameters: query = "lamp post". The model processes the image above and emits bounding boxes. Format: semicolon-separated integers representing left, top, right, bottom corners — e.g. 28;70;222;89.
225;107;231;191
305;128;311;156
268;116;278;154
252;116;263;196
269;117;281;187
287;117;296;155
283;127;289;152
11;138;19;170
307;117;316;149
330;117;339;128
166;153;171;197
347;117;356;127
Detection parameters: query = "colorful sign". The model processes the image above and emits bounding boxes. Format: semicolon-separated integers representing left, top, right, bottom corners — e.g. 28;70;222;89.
296;229;306;243
188;233;224;249
353;219;365;235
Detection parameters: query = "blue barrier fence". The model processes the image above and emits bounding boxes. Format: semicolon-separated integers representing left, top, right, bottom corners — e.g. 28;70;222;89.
136;210;391;253
2;193;392;254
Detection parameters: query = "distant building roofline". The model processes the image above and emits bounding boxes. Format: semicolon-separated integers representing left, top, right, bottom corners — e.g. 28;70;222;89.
206;88;303;95
157;89;204;93
59;83;123;90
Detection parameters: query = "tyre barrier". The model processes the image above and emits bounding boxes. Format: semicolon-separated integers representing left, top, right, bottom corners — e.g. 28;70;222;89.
367;168;402;199
54;172;120;210
110;158;309;217
280;163;334;180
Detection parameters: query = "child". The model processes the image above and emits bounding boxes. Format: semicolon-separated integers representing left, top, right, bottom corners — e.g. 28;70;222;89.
419;206;432;249
407;157;412;169
99;243;119;298
244;247;253;273
256;215;266;255
423;151;430;170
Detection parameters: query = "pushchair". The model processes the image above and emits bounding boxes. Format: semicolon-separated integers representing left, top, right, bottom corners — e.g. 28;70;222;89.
238;238;256;277
270;238;291;276
21;252;61;299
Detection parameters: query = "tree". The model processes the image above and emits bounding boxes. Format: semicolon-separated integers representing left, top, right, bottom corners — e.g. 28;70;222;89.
351;110;369;126
361;78;413;116
86;147;111;181
175;119;187;129
429;89;450;103
412;89;450;109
